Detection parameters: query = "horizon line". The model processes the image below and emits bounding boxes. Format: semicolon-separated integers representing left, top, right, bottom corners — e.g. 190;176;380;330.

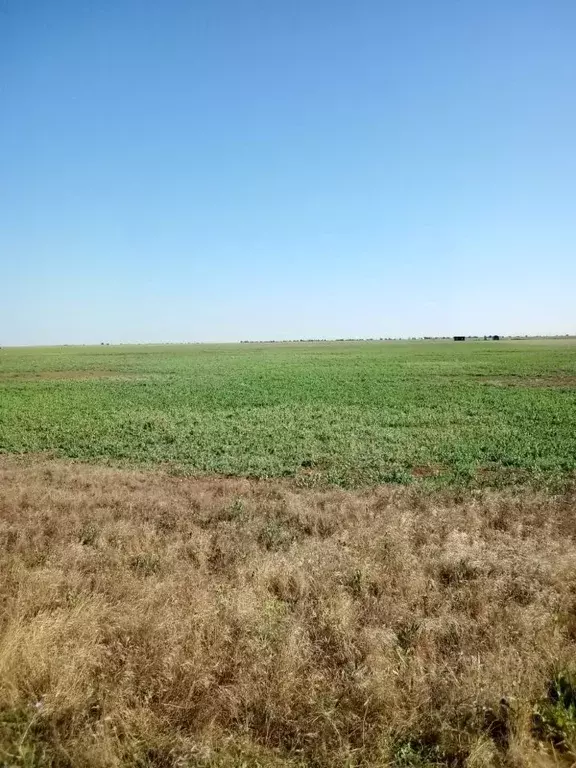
2;334;576;349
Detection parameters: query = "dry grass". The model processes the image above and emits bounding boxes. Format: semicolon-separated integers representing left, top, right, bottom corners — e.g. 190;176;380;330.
1;457;576;767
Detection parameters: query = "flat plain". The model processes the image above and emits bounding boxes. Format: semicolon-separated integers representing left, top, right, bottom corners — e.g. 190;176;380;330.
1;339;575;488
1;339;576;767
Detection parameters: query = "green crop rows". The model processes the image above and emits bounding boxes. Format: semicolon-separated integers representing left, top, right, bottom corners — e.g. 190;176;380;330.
1;340;575;488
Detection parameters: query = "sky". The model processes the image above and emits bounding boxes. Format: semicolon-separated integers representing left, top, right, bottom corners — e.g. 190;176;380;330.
1;0;575;345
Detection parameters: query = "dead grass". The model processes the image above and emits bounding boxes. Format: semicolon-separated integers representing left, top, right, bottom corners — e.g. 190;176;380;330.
0;456;576;766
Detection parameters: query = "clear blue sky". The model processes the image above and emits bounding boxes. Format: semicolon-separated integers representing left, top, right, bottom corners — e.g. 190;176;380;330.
2;1;575;344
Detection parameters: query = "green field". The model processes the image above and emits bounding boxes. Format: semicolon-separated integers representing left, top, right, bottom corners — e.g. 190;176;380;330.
1;339;575;487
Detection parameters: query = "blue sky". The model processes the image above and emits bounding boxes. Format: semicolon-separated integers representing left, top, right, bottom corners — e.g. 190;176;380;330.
1;1;575;344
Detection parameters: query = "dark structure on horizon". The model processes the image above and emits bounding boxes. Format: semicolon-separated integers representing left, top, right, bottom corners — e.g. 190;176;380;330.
453;336;466;341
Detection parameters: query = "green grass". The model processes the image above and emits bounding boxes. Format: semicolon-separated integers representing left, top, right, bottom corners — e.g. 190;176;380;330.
1;339;575;487
533;669;576;750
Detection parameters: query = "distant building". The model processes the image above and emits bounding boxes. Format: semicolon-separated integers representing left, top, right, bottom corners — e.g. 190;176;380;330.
453;336;466;341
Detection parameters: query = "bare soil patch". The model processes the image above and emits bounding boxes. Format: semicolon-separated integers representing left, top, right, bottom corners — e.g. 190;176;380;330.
481;375;576;389
0;456;575;766
411;463;447;478
0;369;140;382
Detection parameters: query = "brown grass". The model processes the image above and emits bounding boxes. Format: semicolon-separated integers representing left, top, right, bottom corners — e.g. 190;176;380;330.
0;457;576;767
